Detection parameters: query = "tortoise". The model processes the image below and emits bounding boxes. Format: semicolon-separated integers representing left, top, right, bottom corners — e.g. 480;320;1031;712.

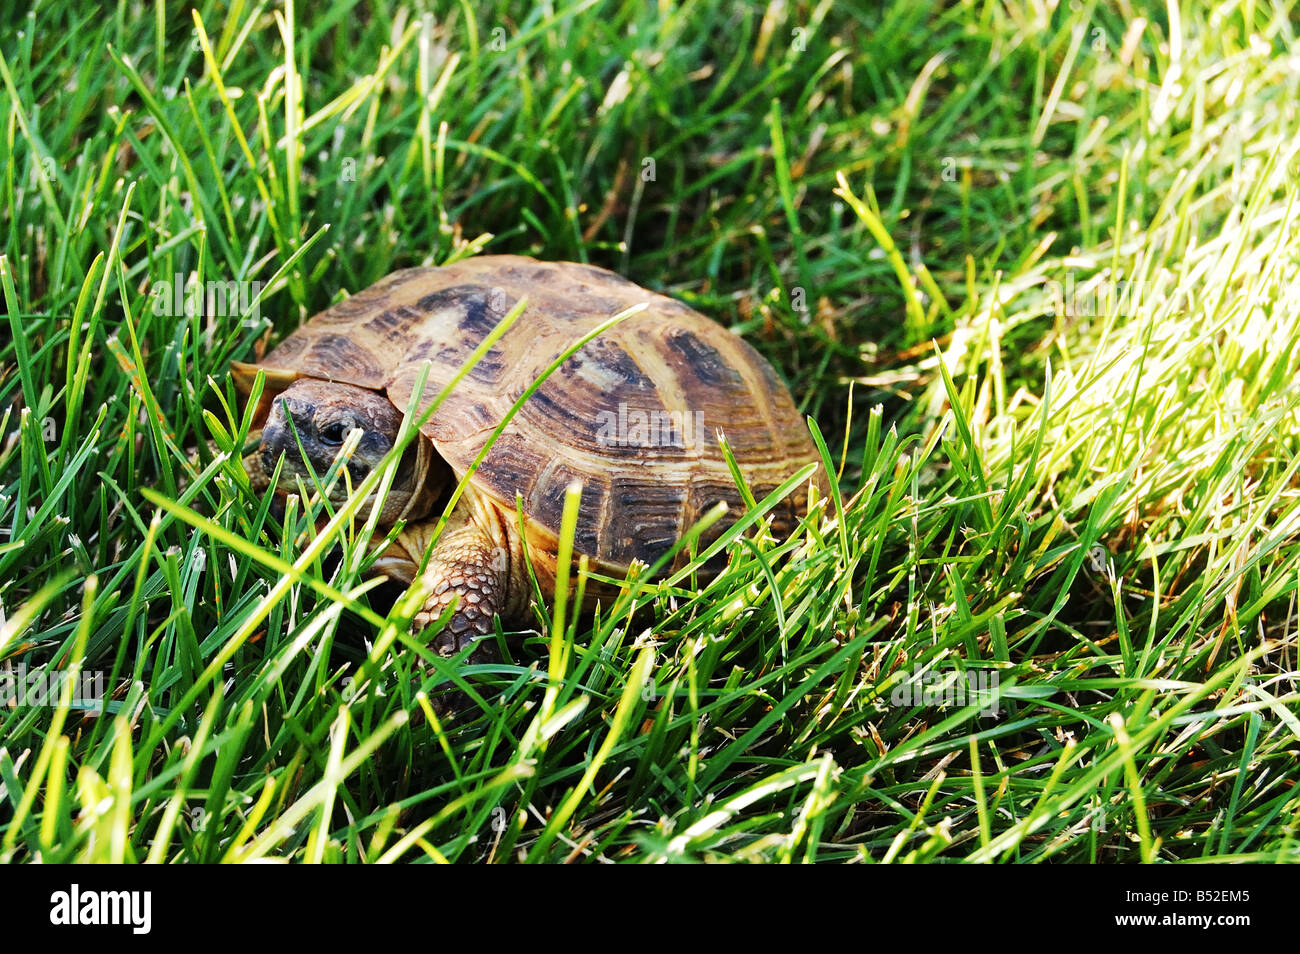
234;255;827;657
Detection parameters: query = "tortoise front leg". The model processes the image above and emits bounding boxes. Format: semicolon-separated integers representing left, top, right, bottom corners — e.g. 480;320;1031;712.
411;511;514;658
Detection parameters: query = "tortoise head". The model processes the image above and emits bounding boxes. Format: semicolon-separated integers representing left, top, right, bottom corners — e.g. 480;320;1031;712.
248;378;442;524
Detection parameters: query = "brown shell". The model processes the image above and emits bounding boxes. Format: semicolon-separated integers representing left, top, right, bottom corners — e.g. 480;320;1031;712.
233;255;826;572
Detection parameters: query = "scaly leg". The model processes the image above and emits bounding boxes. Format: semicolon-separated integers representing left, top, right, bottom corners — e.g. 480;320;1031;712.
411;504;514;658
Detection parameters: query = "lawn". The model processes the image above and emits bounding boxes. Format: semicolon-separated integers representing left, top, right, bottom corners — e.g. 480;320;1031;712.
1;0;1298;862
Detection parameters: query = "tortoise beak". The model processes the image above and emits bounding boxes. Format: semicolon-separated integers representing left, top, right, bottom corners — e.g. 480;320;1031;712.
258;420;302;477
258;399;305;476
259;426;282;477
241;429;272;493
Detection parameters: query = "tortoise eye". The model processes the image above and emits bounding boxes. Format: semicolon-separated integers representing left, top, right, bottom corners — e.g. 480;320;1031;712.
320;419;357;445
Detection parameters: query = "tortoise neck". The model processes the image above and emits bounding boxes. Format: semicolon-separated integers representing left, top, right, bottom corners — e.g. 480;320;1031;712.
394;435;445;524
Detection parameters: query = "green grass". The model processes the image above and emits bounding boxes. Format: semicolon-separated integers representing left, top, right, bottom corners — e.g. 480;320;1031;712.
2;0;1299;862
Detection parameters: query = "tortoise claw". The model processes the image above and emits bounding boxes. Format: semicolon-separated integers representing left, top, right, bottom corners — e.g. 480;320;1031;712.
413;605;500;662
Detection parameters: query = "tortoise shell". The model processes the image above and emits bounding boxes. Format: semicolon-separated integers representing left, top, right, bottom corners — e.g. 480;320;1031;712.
232;255;825;573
